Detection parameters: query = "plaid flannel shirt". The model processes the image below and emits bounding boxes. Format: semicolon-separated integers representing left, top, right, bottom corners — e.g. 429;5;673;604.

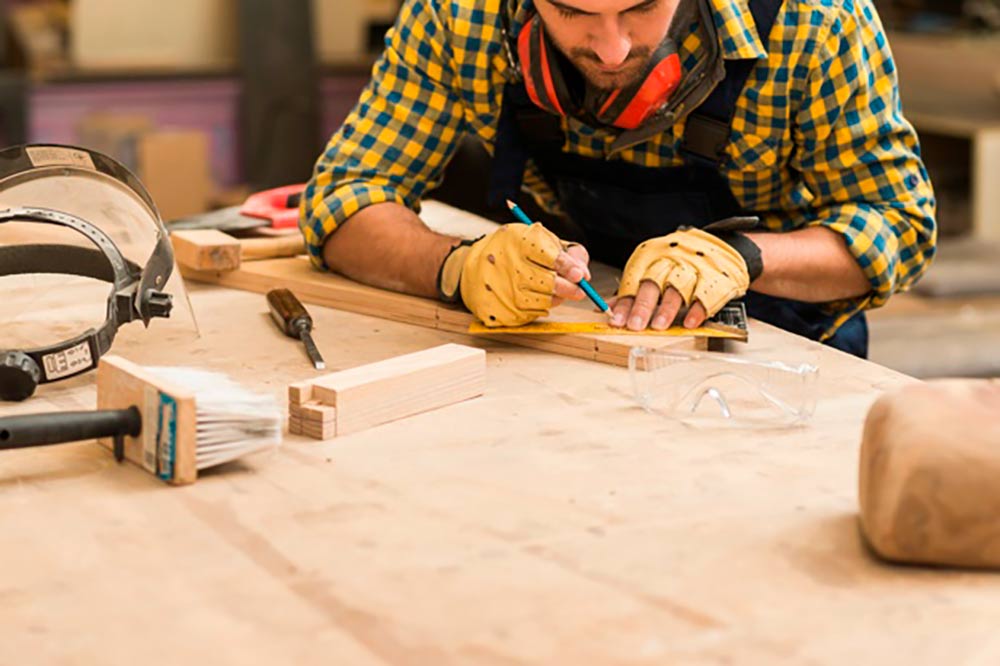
301;0;937;339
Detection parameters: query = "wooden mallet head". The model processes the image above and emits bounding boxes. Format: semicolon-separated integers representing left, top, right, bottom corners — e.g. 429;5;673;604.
859;379;1000;568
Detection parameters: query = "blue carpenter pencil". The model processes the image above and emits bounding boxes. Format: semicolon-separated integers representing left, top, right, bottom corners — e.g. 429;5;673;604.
506;200;611;314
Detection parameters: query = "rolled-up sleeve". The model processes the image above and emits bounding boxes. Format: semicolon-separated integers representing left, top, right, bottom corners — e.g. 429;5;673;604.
788;4;937;336
300;0;467;268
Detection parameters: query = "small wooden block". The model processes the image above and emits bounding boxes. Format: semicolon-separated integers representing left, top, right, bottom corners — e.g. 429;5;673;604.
299;403;337;424
288;382;313;406
300;420;336;441
170;229;242;272
310;343;486;437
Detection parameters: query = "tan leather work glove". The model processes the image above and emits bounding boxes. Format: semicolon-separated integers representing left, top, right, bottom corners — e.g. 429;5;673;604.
617;227;754;317
437;223;563;327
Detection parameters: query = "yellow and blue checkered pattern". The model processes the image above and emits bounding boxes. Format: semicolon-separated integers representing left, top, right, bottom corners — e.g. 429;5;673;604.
302;0;937;339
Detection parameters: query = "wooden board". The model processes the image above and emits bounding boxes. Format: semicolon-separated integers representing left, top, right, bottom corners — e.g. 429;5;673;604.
180;202;707;367
182;256;706;367
293;343;486;438
171;229;243;272
171;229;308;272
4;281;980;666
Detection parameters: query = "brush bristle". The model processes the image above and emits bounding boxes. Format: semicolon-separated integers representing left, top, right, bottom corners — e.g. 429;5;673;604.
146;367;282;470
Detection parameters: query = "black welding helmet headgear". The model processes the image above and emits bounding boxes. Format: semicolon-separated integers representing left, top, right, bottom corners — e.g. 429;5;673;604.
0;145;191;402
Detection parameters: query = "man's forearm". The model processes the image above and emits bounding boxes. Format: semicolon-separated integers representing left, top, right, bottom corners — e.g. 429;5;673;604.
322;202;459;298
747;226;871;302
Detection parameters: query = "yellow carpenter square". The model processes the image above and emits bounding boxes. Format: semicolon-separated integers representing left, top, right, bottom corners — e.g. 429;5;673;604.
468;321;747;341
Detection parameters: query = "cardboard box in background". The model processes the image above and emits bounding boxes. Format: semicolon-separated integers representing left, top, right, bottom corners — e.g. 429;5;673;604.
77;114;214;221
69;0;392;71
70;0;238;71
137;131;213;222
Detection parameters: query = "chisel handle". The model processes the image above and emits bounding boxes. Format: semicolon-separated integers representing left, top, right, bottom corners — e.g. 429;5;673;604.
240;235;306;261
267;288;313;337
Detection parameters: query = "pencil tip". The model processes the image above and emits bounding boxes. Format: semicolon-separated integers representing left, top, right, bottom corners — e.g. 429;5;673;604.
505;199;516;210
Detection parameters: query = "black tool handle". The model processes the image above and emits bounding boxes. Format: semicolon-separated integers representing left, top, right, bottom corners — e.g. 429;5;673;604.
0;408;142;450
267;288;312;337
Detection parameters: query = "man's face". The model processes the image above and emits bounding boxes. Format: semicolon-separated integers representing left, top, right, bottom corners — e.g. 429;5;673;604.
534;0;681;91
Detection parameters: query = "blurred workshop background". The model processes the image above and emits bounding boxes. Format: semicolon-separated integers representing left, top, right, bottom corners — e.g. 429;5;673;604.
0;0;997;379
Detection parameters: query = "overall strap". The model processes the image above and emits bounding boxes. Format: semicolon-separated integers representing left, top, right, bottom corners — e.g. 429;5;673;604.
681;0;785;167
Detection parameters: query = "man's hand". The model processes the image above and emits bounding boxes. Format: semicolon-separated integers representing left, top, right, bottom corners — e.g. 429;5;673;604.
610;228;753;331
438;223;591;327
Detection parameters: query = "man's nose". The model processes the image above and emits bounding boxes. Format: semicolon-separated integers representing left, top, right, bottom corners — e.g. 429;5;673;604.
590;17;632;66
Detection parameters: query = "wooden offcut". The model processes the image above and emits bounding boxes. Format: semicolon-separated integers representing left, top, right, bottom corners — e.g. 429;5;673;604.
171;229;307;271
288;343;486;440
171;229;243;272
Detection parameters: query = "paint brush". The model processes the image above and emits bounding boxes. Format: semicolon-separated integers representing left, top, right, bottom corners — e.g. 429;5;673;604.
0;356;281;485
505;200;611;314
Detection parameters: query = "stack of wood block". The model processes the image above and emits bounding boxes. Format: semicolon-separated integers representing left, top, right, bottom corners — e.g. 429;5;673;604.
287;389;337;440
287;344;487;440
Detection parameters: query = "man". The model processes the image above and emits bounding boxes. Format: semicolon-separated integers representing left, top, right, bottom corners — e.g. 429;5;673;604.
301;0;936;358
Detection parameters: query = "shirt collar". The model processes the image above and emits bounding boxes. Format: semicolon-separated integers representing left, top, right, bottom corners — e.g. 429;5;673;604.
706;0;768;60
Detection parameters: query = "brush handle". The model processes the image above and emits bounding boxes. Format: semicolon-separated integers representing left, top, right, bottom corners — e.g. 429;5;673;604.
0;408;142;450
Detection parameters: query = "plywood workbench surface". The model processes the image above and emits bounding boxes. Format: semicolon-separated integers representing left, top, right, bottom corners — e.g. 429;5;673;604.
1;212;998;664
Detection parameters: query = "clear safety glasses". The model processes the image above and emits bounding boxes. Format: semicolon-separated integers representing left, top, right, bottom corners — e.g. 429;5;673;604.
629;347;820;428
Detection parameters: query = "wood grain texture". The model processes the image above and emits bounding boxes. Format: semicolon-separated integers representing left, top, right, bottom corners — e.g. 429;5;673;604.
170;229;242;272
860;379;1000;568
0;280;946;666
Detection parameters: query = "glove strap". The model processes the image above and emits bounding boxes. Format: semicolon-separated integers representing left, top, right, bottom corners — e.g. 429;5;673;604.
703;216;764;283
436;237;482;304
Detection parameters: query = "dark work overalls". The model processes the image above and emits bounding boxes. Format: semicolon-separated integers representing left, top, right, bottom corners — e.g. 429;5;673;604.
482;0;869;358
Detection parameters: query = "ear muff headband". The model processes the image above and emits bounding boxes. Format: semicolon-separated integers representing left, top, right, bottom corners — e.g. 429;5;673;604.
518;15;568;117
516;13;683;130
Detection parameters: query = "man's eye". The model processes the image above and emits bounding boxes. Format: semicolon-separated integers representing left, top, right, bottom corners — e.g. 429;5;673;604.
628;1;658;14
557;7;582;18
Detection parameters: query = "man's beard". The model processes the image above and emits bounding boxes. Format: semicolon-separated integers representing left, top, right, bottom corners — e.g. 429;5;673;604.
565;47;653;92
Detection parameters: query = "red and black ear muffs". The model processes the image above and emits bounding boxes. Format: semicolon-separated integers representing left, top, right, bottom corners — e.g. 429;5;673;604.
516;13;683;130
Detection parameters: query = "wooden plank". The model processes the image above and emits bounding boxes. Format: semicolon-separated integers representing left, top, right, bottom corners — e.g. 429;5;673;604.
309;344;486;437
181;202;706;365
0;281;946;665
170;229;242;272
